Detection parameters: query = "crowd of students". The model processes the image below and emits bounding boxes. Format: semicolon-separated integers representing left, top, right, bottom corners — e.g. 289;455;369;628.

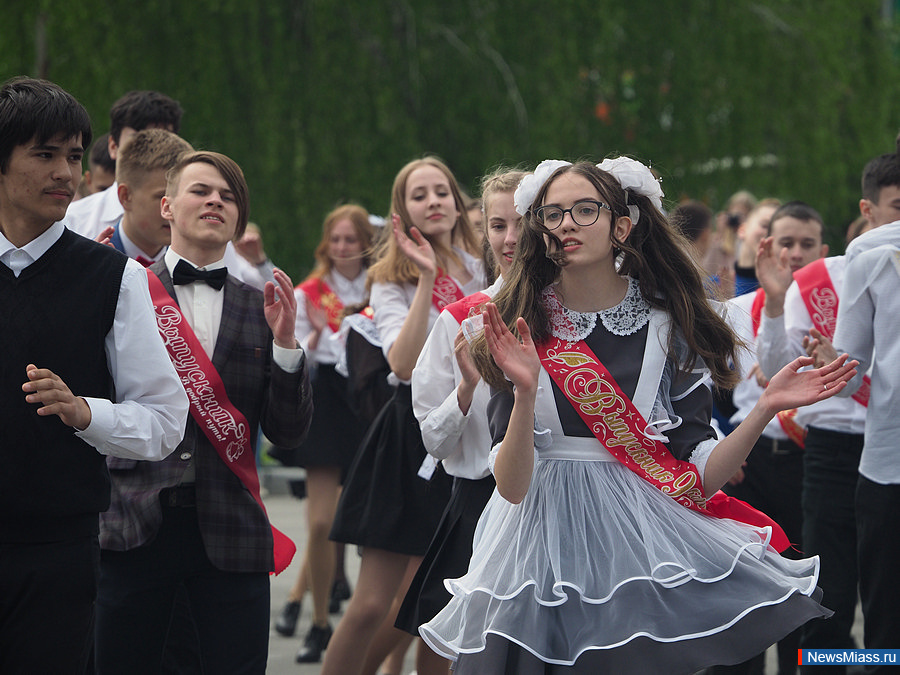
1;75;897;675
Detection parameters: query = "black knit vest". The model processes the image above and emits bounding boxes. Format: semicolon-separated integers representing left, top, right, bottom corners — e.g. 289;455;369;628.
0;229;127;542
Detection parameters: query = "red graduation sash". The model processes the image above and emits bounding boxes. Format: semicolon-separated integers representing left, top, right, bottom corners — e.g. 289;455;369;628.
538;336;790;552
297;277;344;334
749;289;806;447
794;258;870;408
444;291;490;325
431;269;465;312
147;270;296;574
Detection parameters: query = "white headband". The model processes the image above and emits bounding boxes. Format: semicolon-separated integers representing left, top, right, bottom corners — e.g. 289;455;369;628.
514;156;664;225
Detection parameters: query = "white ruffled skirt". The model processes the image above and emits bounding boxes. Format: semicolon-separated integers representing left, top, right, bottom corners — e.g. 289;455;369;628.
419;448;830;673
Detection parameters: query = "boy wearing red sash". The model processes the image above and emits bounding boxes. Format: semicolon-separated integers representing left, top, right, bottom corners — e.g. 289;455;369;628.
95;151;313;674
0;77;189;675
722;201;829;674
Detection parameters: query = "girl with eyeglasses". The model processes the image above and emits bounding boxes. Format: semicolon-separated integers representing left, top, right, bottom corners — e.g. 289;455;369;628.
418;158;856;673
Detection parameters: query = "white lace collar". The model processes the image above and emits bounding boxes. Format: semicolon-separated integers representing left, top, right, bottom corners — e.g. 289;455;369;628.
543;276;650;343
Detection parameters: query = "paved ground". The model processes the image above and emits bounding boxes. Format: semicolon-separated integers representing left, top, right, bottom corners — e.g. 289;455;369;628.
259;467;864;675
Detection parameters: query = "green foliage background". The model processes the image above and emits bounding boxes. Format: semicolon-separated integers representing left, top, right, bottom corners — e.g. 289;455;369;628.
3;0;898;280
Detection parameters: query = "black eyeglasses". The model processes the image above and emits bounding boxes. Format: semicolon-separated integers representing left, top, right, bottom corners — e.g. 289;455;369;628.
534;199;610;229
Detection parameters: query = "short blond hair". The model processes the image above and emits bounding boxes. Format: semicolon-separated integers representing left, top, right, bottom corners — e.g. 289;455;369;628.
116;128;192;188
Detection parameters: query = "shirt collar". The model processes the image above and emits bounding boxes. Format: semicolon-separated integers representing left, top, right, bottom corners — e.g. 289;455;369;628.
164;247;227;277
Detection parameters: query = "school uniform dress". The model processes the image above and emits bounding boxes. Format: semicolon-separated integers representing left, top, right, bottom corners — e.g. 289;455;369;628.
279;270;368;475
330;250;484;556
420;279;829;674
396;276;503;633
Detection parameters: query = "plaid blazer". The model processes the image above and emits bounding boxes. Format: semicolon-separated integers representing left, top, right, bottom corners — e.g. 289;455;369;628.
99;265;312;573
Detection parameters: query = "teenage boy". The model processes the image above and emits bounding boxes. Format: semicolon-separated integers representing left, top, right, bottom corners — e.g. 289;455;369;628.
111;128;192;265
64;90;182;238
63;90;274;289
0;77;188;674
95;151;313;674
717;201;829;675
844;149;900;261
755;151;900;669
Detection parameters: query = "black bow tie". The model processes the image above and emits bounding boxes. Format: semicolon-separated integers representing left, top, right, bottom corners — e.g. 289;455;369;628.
172;259;228;290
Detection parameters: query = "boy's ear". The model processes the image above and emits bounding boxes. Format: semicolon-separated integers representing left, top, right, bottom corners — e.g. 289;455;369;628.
160;195;173;221
117;183;131;210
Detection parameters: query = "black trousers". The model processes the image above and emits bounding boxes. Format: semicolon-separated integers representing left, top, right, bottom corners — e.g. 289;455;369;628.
95;497;270;675
856;475;900;672
0;535;99;674
799;426;863;674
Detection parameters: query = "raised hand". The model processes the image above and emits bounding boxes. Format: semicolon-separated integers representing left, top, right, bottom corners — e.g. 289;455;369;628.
760;353;857;414
22;363;92;430
756;237;793;311
307;303;328;334
482;302;540;392
392;214;437;276
95;226;115;248
454;327;481;389
264;268;299;349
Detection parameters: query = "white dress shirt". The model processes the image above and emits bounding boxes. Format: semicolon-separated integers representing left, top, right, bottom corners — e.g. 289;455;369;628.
116;220;165;264
844;219;900;263
412;276;503;479
833;243;900;484
371;248;485;385
724;291;788;438
0;222;189;461
294;269;367;365
756;256;866;435
162;247;304;372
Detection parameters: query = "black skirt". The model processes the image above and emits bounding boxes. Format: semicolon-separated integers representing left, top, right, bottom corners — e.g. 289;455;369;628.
395;474;496;635
270;364;366;476
329;384;452;556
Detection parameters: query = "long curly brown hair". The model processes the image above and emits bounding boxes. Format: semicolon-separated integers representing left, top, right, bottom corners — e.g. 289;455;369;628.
470;161;741;392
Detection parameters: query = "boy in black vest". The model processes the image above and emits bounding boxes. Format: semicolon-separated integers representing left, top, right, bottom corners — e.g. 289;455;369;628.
0;76;188;675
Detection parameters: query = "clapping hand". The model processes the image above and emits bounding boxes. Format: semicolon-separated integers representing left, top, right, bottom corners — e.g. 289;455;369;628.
264;268;299;349
392;214;437;276
482;303;540;392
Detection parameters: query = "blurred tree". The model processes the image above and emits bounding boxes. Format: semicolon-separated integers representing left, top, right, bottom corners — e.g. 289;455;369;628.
2;0;897;277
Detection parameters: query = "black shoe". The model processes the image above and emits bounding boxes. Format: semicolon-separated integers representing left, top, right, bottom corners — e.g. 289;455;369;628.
329;578;352;614
274;600;301;637
295;623;332;663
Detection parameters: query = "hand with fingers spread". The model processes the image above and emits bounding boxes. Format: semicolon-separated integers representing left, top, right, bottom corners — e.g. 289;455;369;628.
392;214;438;276
265;268;299;349
22;364;92;430
759;353;858;415
482;303;541;393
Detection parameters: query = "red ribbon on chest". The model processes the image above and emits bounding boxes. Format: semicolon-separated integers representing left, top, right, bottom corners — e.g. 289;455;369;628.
794;259;870;407
148;270;296;574
537;335;790;551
